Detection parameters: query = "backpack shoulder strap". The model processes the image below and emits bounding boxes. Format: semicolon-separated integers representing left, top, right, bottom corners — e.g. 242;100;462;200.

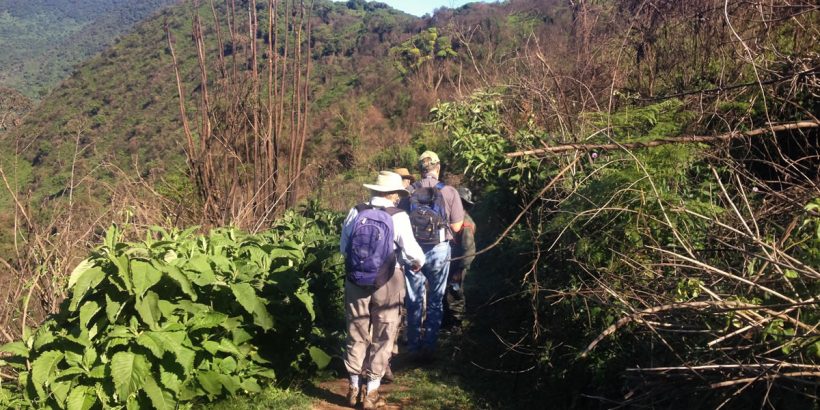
435;181;445;190
384;206;404;216
355;203;373;212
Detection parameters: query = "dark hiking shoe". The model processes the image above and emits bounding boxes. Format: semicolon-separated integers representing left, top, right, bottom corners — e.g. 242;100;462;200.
346;385;359;407
362;388;386;409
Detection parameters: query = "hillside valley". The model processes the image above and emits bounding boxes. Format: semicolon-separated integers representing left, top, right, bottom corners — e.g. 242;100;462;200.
0;0;179;98
0;1;817;409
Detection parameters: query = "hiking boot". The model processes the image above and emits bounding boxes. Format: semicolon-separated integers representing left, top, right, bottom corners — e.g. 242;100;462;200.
362;388;386;410
346;385;360;408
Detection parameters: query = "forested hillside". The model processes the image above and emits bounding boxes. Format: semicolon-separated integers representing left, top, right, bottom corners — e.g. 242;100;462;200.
0;0;817;408
0;0;178;98
0;87;32;135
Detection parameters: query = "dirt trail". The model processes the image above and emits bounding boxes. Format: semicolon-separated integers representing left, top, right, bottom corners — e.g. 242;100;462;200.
310;377;410;410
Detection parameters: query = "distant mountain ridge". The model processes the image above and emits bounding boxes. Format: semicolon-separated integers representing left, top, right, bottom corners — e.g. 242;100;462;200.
0;0;178;98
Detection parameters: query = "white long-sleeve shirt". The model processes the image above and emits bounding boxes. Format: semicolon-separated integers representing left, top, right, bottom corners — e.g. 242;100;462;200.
340;196;426;268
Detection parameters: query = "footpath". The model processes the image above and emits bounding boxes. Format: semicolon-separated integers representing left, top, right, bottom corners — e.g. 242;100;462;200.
305;330;481;410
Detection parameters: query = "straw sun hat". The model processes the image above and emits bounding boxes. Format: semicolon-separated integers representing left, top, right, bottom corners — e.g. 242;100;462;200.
363;171;409;196
392;167;416;182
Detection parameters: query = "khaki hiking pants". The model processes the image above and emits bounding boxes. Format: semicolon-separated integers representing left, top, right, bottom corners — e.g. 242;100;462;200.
344;266;405;381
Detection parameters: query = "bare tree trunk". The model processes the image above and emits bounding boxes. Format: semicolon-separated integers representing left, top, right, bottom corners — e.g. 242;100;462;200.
167;0;313;228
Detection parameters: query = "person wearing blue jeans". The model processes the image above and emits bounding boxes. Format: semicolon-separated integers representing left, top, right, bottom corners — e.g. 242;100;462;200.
405;241;451;353
403;151;464;359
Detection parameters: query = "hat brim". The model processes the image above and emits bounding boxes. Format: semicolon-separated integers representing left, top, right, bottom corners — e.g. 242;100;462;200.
363;184;409;196
400;175;416;182
461;197;474;206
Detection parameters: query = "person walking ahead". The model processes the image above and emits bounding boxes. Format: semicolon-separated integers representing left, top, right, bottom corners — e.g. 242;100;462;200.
404;151;464;359
443;187;476;330
340;171;425;409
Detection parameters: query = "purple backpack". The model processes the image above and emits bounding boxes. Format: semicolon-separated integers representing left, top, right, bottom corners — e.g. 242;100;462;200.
345;204;403;287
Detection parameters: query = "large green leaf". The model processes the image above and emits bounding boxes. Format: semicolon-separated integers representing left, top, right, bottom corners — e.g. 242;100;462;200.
32;328;56;351
67;259;95;288
0;341;29;357
79;301;100;337
197;370;223;396
309;346;332;369
187;255;215;286
143;375;176;410
131;260;162;297
176;347;196;375
51;380;72;407
136;333;164;359
296;284;316;321
31;350;64;399
240;378;262;393
110;351;149;401
160;264;197;301
137;331;185;359
218;374;241;395
135;291;161;329
66;386;96;410
69;267;105;311
160;368;182;393
108;254;133;292
188;311;228;331
105;294;123;322
230;283;273;330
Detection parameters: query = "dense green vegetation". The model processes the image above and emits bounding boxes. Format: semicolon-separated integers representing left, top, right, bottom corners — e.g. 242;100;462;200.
0;209;344;408
0;0;177;98
0;0;817;408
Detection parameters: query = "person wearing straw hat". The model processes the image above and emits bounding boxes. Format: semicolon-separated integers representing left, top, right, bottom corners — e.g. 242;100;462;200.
393;167;416;211
340;171;426;409
393;167;416;190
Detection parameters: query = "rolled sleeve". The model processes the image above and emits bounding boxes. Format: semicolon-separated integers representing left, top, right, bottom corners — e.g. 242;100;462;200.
443;186;465;225
392;212;425;267
339;207;358;254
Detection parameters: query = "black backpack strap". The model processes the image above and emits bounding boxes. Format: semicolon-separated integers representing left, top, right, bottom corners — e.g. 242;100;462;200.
384;206;404;216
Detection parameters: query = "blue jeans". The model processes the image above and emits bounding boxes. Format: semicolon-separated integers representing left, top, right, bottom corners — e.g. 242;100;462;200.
404;242;451;352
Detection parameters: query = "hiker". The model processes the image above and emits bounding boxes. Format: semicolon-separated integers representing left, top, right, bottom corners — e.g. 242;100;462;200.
393;167;415;190
443;187;476;330
393;167;415;212
404;151;464;360
340;171;426;409
367;167;416;384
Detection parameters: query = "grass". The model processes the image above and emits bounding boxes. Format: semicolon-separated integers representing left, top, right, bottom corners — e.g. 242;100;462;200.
390;366;484;410
202;385;313;410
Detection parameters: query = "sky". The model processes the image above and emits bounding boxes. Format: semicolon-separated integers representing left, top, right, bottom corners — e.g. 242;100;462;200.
341;1;494;17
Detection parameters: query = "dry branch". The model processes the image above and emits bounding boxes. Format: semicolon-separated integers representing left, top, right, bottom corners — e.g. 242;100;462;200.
505;121;820;158
579;300;807;358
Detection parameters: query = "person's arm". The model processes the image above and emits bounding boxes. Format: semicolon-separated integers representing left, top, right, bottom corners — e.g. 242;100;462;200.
339;207;358;254
461;222;476;270
393;212;425;270
446;186;465;233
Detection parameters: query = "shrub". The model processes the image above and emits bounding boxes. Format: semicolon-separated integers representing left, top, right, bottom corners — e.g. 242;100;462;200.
0;210;344;409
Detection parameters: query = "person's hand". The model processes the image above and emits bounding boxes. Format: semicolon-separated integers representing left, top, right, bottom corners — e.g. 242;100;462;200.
450;268;463;283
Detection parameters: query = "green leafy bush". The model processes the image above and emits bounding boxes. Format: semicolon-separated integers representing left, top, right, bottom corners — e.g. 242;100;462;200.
0;210;344;409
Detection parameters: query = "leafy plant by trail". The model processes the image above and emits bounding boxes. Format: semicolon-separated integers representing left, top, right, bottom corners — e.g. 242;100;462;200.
0;209;345;409
435;91;819;408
